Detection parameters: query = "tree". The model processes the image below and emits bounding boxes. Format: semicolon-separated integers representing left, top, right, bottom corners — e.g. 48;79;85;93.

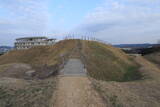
157;40;160;44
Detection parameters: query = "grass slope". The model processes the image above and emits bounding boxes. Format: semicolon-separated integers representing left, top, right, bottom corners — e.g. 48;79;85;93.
0;39;141;81
144;52;160;67
92;56;160;107
0;40;77;78
0;39;144;107
81;41;141;81
0;40;76;67
0;40;76;107
0;77;57;107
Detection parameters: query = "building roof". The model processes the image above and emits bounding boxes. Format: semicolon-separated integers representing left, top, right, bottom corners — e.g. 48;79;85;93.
16;37;47;41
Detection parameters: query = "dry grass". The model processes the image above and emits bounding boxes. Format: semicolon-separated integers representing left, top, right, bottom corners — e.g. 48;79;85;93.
0;64;12;72
144;52;160;67
81;41;141;81
0;40;77;79
0;77;57;107
0;40;77;107
0;39;149;107
0;40;76;67
92;56;160;107
0;39;140;81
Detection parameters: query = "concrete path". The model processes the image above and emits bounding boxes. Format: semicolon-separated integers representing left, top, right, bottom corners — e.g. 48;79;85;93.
60;59;86;76
53;59;106;107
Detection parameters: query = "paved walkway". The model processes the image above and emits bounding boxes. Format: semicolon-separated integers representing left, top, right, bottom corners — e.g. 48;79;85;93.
53;59;106;107
60;59;86;76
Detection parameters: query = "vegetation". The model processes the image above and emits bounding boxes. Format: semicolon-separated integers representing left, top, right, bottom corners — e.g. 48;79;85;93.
0;40;77;107
0;40;76;67
144;52;160;67
0;39;142;81
0;40;77;79
0;39;144;107
92;56;160;107
0;77;57;107
81;40;141;82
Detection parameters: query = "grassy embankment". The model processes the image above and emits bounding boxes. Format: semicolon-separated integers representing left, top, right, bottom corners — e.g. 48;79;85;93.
0;39;142;81
0;40;76;107
0;40;76;78
81;40;142;82
144;51;160;67
0;40;76;67
0;39;144;107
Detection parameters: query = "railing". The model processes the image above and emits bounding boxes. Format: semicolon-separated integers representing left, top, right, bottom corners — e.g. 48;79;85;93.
63;35;111;45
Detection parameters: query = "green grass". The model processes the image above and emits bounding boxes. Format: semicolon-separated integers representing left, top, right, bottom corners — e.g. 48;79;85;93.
82;41;141;82
121;66;142;81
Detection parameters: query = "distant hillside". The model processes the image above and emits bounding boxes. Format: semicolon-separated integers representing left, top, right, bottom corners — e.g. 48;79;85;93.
0;46;13;50
114;44;160;49
0;46;13;54
0;46;13;48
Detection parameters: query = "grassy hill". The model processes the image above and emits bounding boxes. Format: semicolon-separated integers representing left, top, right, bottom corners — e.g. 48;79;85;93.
0;40;76;107
0;39;141;81
0;39;144;107
0;40;76;79
0;40;76;67
80;40;141;81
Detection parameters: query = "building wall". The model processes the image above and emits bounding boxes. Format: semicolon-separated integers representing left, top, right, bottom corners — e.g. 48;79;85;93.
15;38;56;50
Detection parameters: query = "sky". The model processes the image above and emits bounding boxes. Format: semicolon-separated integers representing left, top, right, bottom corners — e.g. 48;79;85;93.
0;0;160;46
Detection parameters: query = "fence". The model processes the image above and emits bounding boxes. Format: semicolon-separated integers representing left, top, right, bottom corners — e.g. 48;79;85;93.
63;34;111;45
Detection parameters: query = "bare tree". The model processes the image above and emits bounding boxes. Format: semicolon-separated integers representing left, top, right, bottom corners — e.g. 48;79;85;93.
157;40;160;44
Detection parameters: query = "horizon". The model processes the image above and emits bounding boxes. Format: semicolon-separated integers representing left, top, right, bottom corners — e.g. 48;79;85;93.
0;0;160;46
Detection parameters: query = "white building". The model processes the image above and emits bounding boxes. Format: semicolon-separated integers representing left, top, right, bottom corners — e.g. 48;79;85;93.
15;37;56;50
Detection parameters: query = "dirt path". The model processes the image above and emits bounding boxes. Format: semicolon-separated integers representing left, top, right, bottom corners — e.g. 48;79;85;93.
53;59;106;107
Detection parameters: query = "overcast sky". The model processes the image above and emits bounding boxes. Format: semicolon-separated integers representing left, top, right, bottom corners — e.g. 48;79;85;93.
0;0;160;46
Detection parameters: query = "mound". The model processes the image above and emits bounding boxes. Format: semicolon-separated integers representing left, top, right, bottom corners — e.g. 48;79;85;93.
0;39;141;81
0;40;76;79
0;40;76;66
80;40;141;81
